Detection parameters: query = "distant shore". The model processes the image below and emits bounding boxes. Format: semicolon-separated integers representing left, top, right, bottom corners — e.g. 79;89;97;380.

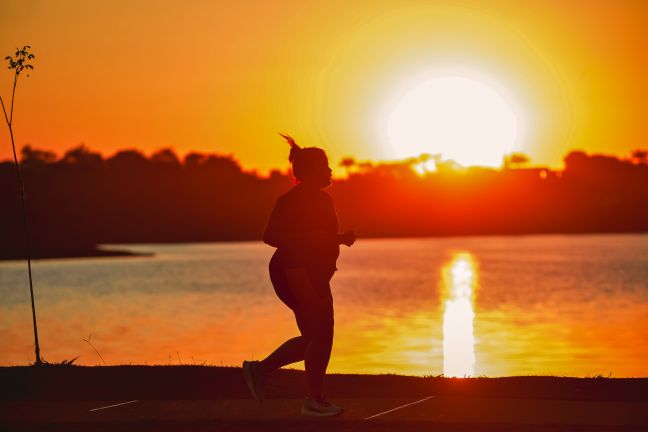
0;246;152;261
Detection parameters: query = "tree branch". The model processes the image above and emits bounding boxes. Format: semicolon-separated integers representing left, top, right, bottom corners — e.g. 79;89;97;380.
0;94;10;126
9;72;17;126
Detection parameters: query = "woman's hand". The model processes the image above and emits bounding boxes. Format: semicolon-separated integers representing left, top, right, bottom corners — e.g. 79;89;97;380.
338;230;356;247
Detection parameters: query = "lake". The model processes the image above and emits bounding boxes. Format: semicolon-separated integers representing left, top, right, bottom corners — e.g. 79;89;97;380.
1;235;647;377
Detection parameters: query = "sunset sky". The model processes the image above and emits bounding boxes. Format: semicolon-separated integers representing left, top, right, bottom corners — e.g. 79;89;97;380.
1;0;646;173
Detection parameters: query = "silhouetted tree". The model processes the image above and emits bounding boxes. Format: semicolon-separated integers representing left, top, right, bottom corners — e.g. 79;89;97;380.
106;149;149;172
631;149;647;165
1;145;647;259
339;157;355;177
184;151;208;169
0;46;42;365
503;152;531;169
21;145;57;167
357;161;374;172
151;148;181;167
417;153;441;175
436;158;463;173
203;154;242;177
61;144;103;168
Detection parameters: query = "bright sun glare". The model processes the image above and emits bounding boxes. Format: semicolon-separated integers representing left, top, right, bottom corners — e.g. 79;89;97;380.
388;77;518;168
442;252;477;377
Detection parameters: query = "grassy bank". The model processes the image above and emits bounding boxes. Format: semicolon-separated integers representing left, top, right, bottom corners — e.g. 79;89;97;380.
1;366;646;402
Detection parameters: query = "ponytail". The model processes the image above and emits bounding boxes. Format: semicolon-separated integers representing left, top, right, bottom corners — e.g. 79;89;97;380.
279;133;327;182
279;133;302;163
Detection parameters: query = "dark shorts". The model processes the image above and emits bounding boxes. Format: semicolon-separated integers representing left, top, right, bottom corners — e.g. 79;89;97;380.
269;252;334;340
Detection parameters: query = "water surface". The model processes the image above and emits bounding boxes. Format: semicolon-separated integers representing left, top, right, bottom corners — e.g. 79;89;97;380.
1;235;646;377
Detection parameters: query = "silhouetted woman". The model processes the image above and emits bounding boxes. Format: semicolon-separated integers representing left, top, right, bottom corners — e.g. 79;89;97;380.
243;134;355;417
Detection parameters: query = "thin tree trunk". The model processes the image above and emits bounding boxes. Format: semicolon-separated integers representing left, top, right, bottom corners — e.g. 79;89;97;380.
1;74;42;365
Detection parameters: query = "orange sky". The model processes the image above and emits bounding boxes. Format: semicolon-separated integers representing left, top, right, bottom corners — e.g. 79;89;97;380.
1;0;647;173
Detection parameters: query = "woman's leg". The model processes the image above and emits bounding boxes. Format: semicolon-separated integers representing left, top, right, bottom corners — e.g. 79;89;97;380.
281;267;335;399
259;336;307;374
259;258;309;375
261;302;334;398
304;301;334;399
286;269;335;399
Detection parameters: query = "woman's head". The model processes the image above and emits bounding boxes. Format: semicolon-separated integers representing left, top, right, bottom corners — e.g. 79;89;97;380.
281;134;332;187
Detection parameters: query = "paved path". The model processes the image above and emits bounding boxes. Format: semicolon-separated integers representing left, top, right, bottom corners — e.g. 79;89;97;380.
2;396;647;431
2;368;647;431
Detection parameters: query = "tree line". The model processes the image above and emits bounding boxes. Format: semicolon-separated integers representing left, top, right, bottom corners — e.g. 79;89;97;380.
1;145;647;259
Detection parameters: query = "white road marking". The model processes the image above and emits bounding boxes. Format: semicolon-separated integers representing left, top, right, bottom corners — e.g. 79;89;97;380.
89;400;138;412
364;396;435;420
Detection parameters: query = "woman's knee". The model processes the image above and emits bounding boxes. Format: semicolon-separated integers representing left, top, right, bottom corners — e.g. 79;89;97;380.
313;311;334;342
300;309;333;341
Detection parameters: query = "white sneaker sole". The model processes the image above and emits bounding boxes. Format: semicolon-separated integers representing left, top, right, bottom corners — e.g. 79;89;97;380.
301;406;343;417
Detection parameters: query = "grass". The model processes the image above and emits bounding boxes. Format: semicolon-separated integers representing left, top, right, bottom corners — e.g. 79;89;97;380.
30;356;79;367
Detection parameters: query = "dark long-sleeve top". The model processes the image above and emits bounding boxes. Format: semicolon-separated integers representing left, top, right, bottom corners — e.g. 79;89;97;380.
263;184;340;273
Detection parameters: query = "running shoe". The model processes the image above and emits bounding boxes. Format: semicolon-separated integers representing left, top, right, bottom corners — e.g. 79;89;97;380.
301;395;343;417
242;360;264;403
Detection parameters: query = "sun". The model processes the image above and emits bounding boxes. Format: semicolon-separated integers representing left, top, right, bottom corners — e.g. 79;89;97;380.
387;77;519;168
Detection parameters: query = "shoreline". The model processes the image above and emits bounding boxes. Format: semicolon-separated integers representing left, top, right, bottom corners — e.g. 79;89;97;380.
2;366;646;402
1;231;646;261
0;247;153;262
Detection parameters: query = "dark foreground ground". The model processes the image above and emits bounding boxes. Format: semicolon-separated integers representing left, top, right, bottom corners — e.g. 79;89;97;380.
1;366;647;431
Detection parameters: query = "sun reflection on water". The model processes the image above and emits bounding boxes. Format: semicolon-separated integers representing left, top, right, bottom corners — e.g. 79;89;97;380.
442;252;478;377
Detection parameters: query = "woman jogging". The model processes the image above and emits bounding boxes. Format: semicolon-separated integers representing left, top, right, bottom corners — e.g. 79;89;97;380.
243;134;355;417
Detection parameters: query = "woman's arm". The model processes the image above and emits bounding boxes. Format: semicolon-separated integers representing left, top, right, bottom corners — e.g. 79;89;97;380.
263;197;333;248
264;192;353;248
265;227;336;249
263;197;290;248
